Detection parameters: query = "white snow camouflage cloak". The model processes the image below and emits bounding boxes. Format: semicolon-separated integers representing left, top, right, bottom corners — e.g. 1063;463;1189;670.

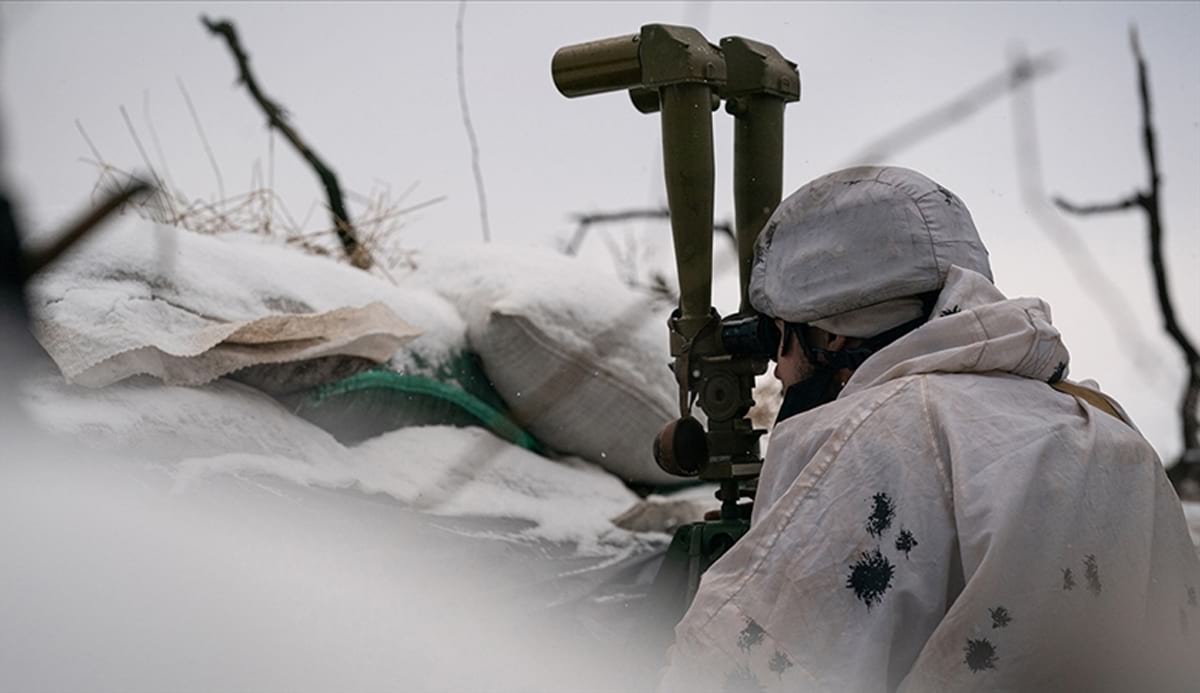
661;266;1200;692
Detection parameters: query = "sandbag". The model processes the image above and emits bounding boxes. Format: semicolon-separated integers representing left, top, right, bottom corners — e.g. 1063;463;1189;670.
38;300;418;388
19;357;650;554
396;244;681;486
28;222;466;390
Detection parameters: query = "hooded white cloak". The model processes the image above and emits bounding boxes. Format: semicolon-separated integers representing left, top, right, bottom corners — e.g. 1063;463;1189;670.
662;266;1200;692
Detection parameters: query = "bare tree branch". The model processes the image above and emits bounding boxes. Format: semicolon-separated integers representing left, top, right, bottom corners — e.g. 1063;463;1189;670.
848;52;1059;164
201;15;370;269
572;208;671;227
563;207;733;256
24;179;152;276
1052;194;1142;216
1009;47;1176;389
1050;27;1199;493
1128;27;1200;370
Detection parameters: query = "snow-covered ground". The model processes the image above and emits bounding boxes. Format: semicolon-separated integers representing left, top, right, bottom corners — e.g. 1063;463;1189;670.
0;425;650;691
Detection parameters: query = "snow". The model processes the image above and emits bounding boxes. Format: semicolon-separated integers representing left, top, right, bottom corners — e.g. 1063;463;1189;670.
8;351;673;690
174;428;649;555
22;367;347;464
0;419;648;692
396;243;675;398
29;221;468;380
21;361;658;555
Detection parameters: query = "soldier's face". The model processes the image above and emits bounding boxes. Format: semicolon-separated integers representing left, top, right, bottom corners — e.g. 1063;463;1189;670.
773;319;816;389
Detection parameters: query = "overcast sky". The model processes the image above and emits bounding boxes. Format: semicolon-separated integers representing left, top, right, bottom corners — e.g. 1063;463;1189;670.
2;1;1197;461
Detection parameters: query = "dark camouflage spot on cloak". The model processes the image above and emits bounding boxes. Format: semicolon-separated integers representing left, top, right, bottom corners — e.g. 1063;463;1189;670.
1062;568;1075;591
989;606;1012;629
723;666;764;693
1048;361;1067;384
939;305;961;317
847;548;895;609
768;650;793;679
895;528;918;558
1083;554;1102;595
964;638;998;672
1187;586;1196;608
737;619;766;653
866;492;896;538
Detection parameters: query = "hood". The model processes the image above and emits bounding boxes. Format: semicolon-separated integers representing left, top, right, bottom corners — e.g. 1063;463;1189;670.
841;266;1070;397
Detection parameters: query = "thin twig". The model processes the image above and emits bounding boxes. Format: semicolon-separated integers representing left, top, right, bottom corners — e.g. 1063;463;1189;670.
74;120;123;198
573;208;671;226
456;0;491;243
564;207;733;256
1052;195;1141;216
143;90;180;199
565;208;669;255
201;15;370;268
177;76;226;202
266;127;275;235
119;104;177;223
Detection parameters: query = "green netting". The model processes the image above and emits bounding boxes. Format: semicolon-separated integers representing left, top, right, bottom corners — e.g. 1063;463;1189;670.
292;367;542;453
402;350;511;415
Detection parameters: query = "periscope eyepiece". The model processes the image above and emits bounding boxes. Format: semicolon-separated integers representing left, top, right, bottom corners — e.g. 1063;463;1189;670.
720;313;781;361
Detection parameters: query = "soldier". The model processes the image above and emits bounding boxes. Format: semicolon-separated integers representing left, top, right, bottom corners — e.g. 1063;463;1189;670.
661;166;1200;692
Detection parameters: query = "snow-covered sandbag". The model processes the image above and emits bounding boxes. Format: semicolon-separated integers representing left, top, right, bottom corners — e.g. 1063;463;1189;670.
397;244;680;486
28;222;466;389
21;364;347;464
39;300;418;389
19;358;656;554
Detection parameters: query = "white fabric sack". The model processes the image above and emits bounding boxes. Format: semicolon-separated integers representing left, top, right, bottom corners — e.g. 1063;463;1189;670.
28;222;466;388
663;266;1200;692
397;244;680;486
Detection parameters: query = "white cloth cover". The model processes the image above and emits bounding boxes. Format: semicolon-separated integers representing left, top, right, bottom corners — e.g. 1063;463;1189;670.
663;266;1200;692
749;166;992;324
810;297;927;339
38;300;418;388
28;223;464;388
